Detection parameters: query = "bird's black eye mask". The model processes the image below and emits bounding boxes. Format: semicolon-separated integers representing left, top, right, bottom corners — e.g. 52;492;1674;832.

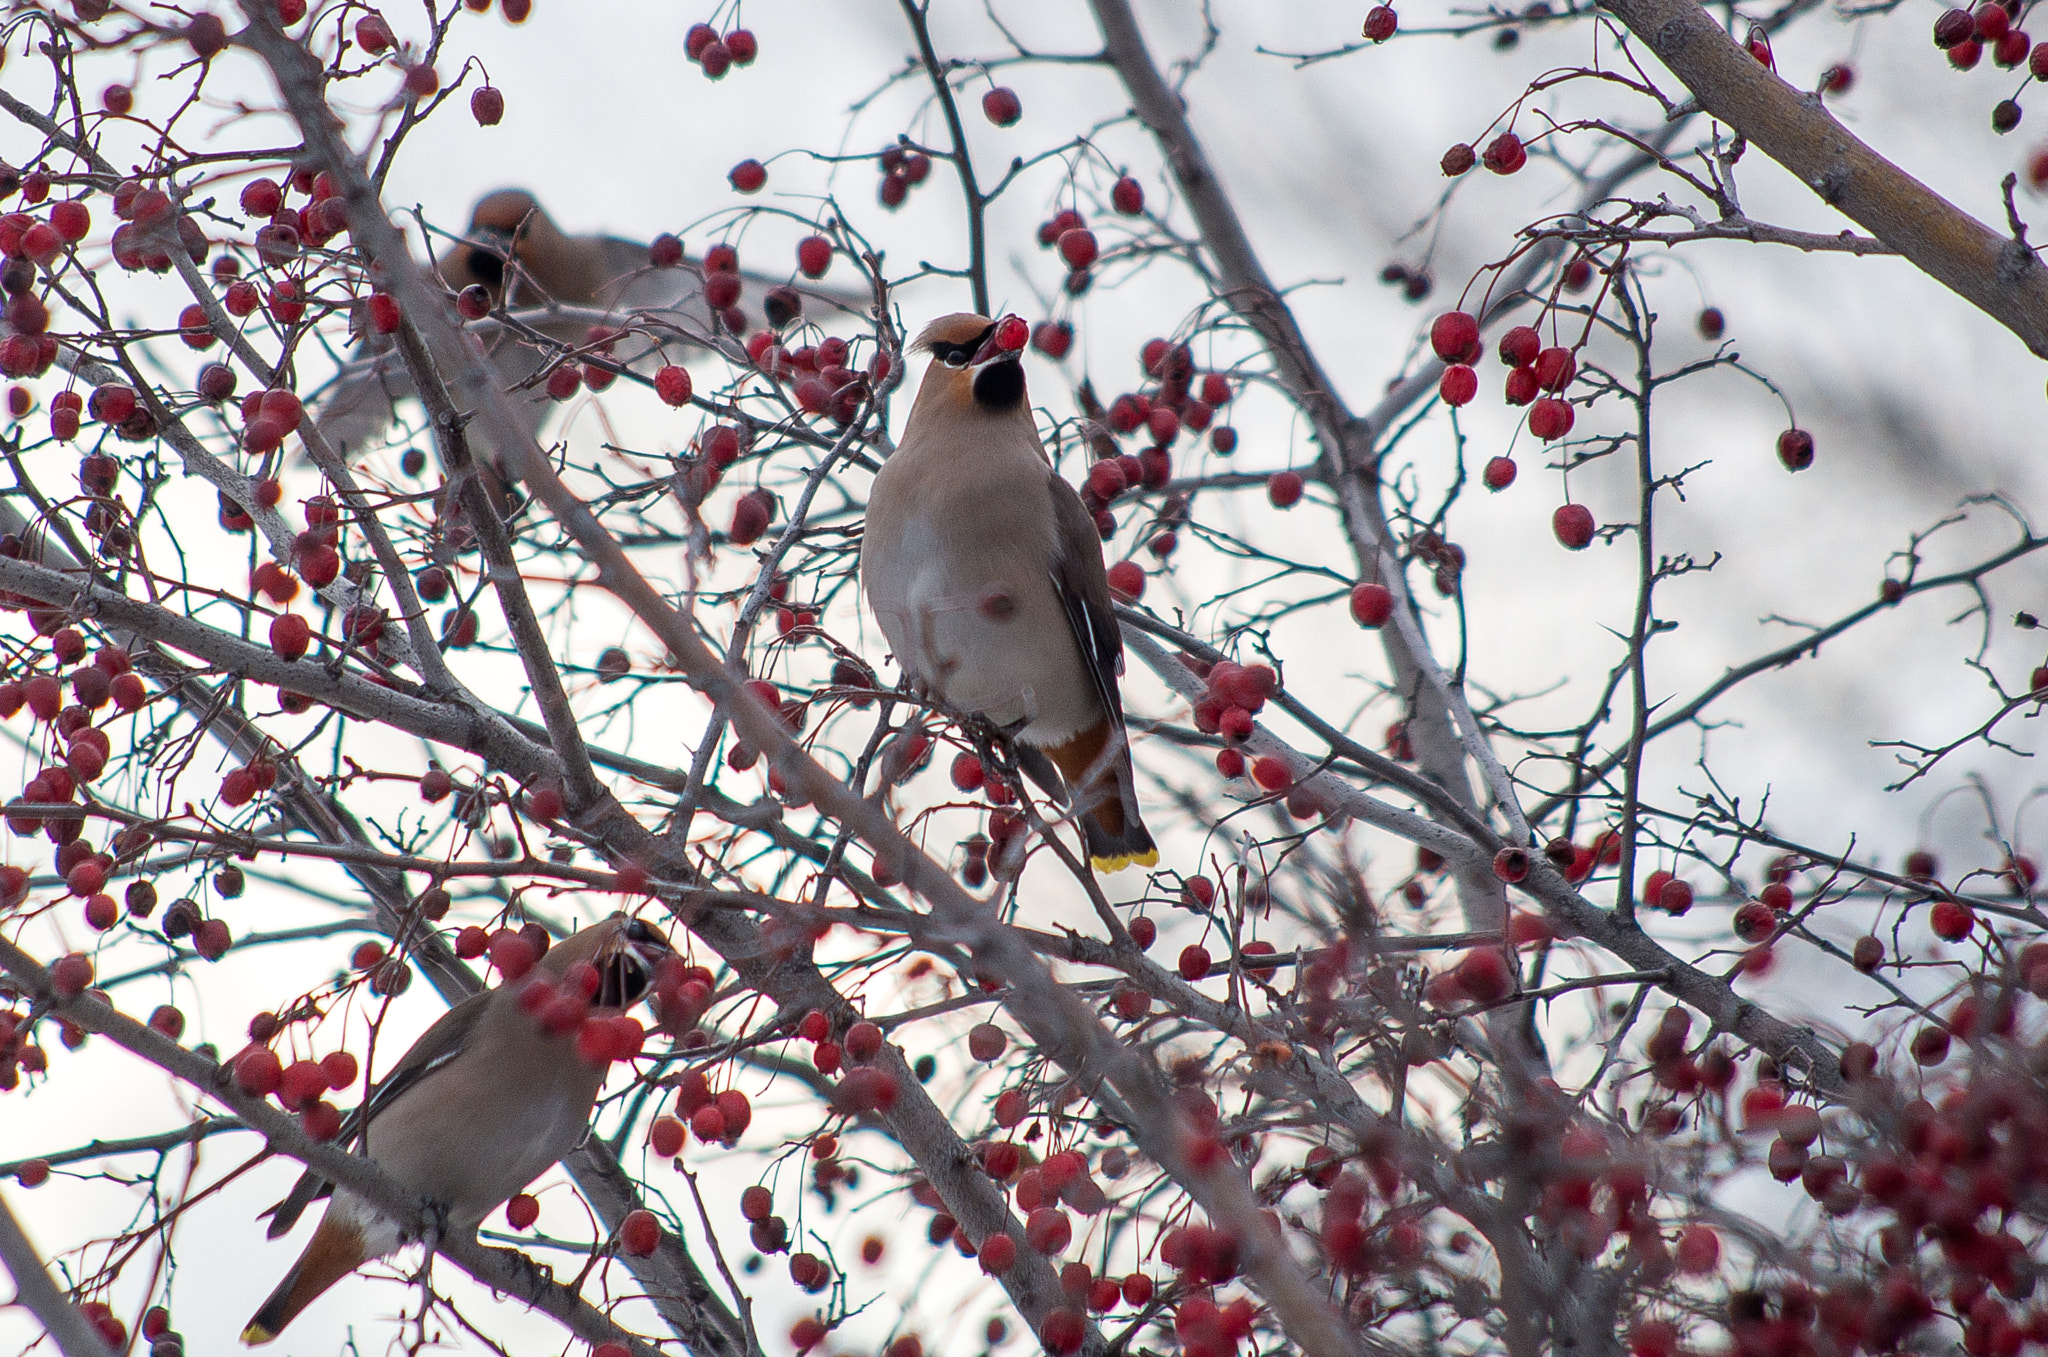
930;322;997;368
458;226;518;291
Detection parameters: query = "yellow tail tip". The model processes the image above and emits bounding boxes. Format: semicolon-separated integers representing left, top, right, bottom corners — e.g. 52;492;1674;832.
241;1323;276;1347
1091;848;1159;873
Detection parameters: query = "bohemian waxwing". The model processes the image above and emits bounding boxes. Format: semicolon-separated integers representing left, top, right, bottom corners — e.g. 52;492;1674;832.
861;313;1158;873
311;188;868;463
241;914;672;1344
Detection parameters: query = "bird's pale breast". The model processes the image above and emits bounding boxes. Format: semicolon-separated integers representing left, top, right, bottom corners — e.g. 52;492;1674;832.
865;476;1101;745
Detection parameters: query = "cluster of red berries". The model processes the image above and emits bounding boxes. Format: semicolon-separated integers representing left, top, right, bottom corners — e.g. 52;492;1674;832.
1440;129;1528;178
1179;654;1301;788
685;22;759;79
0;639;159;941
0;185;86;378
944;750;1027;887
232;1034;365;1143
1079;337;1237;546
1430;311;1580;444
0;998;51;1093
786;1008;902;1116
742;324;882;427
1035;206;1101;295
1931;1;2046;133
876;144;934;210
239;167;352;272
888;1141;1189;1355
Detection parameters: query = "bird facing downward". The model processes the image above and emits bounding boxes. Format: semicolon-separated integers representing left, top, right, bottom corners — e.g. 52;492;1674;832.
860;313;1157;873
240;914;673;1345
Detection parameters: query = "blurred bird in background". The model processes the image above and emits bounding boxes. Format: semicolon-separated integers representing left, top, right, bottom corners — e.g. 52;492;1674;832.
240;914;673;1345
310;189;870;474
861;312;1158;874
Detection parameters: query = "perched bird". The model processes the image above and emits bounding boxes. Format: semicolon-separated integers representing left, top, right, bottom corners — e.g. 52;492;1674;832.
861;313;1157;872
311;188;868;465
241;914;673;1345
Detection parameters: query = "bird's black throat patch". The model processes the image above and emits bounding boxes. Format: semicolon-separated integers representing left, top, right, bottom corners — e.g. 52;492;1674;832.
972;356;1025;410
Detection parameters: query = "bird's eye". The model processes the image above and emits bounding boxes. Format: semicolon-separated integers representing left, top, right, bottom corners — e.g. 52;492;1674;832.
941;348;969;368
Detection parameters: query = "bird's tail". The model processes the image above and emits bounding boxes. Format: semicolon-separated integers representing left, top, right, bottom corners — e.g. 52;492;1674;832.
1044;722;1157;873
242;1213;369;1345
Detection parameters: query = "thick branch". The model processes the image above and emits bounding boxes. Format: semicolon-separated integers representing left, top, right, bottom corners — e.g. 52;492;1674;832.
1599;0;2048;357
0;1191;118;1357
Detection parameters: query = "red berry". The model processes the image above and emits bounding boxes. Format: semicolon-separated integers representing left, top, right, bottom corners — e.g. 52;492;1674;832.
1733;899;1779;942
1267;470;1305;508
981;87;1022;126
50;200;90;242
729;489;773;545
1483;456;1517;490
1930;898;1973;940
968;1022;1006;1061
194;918;232;960
1777;428;1815;471
321;1050;359;1089
1911;1024;1951;1064
1251;755;1291;791
979;1231;1018;1273
725;28;758;62
1552;503;1595;550
355;15;394;52
1534;346;1576;390
1111;176;1145;214
619;1208;661;1256
728;159;767;193
1057;228;1098;270
845;1020;883;1062
1364;5;1398;40
1529;396;1575;440
505;1193;539;1229
1455;947;1515;1002
1482;131;1527;174
1031;319;1074;358
654;364;693;407
1493;846;1530;883
1349;582;1394;627
1429;311;1481;364
234;1046;282;1095
1106;559;1145;600
1676;1225;1719;1274
796;234;832;278
1026;1206;1073;1255
1499;325;1541;366
1178;945;1211;981
1439;364;1477;406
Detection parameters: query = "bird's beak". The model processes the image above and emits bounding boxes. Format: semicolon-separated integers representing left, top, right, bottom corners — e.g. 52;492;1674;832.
596;916;674;1009
970;331;1017;370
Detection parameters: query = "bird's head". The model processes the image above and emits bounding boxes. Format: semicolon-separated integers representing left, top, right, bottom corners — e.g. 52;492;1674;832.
539;913;674;1011
912;312;1030;414
440;189;562;305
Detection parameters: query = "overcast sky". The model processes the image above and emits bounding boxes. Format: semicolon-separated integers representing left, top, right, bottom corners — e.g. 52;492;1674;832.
4;1;2047;1353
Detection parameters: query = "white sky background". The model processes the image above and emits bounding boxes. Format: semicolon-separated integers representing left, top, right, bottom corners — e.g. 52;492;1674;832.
3;0;2048;1354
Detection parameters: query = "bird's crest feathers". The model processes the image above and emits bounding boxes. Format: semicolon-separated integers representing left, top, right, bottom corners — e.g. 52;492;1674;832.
911;312;996;354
